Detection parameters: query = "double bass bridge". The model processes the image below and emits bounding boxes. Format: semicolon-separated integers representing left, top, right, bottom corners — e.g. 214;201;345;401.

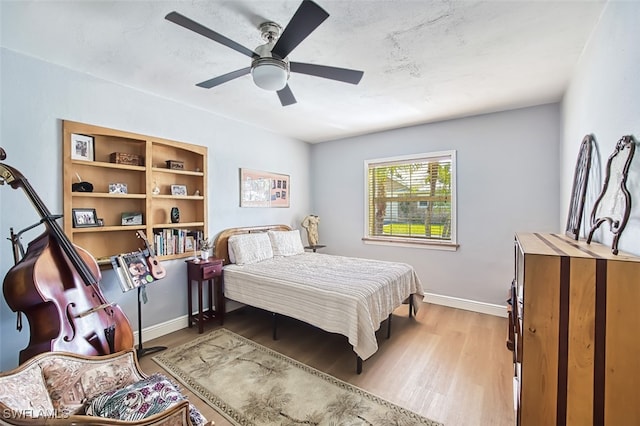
73;302;117;319
74;304;118;353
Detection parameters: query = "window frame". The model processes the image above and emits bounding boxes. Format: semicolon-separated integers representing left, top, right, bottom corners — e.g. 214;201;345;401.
362;150;458;251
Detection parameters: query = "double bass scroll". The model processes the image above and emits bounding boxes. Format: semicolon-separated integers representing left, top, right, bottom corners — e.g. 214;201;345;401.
0;147;134;363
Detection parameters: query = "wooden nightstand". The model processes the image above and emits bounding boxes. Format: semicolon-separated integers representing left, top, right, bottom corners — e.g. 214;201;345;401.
185;257;224;333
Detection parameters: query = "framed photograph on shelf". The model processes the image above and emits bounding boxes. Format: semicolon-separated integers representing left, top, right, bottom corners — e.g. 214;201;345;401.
72;208;99;228
185;236;195;251
70;133;94;161
108;183;128;194
121;212;143;226
171;184;187;196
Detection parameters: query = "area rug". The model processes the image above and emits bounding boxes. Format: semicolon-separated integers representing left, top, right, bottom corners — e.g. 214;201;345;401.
153;328;443;426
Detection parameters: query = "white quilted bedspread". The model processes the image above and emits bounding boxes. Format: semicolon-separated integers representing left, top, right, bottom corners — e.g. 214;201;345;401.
223;253;424;360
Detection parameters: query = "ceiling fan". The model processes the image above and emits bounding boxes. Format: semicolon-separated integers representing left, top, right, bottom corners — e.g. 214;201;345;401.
165;0;364;106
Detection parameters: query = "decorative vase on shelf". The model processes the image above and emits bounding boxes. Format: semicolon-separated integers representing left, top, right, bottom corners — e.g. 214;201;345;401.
170;207;180;223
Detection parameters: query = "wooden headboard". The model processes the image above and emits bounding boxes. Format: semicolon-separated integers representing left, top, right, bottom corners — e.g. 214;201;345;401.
213;224;292;265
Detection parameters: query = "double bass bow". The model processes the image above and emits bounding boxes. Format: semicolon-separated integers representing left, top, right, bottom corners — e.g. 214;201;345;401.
0;147;134;363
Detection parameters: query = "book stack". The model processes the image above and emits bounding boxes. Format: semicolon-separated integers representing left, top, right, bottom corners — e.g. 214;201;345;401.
154;229;203;256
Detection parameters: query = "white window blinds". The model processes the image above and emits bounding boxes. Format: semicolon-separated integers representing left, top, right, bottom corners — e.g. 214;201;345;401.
364;151;457;247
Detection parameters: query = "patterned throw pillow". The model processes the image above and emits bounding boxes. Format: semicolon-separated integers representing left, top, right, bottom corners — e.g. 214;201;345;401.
0;362;55;416
85;373;206;426
40;353;141;414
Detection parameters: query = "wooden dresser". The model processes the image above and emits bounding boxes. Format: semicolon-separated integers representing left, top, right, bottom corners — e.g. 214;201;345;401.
509;232;640;426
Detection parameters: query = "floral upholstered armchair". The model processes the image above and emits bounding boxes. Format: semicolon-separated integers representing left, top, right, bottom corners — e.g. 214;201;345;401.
0;349;211;426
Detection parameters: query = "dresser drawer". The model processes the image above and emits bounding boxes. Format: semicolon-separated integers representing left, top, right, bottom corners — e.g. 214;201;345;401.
202;262;222;279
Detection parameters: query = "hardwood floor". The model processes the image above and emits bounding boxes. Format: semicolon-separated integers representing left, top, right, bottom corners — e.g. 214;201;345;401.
138;303;515;426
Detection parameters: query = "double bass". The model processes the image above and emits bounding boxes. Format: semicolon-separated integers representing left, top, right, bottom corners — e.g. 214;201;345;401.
0;147;134;363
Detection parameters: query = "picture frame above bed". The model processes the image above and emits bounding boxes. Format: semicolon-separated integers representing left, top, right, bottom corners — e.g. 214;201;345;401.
239;168;290;208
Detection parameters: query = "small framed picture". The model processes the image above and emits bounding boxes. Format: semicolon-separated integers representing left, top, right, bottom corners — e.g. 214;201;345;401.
70;134;94;161
72;208;99;228
185;236;195;251
108;183;128;194
121;212;143;226
171;184;187;196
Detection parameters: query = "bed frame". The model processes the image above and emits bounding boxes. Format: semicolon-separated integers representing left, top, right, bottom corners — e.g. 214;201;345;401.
213;224;413;374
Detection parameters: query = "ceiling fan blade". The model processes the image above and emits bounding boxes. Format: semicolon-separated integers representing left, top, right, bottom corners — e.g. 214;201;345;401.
277;85;297;106
271;0;329;59
165;11;258;59
290;62;364;85
196;67;251;89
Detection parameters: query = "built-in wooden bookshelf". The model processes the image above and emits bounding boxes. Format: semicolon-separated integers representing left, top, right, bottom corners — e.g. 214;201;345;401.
62;120;207;265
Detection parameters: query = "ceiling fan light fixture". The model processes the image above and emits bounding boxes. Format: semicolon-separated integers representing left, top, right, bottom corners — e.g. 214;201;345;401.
166;1;363;106
251;58;289;91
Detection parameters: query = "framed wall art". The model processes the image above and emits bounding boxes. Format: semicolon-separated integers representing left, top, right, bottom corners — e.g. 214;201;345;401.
70;133;94;161
239;168;290;208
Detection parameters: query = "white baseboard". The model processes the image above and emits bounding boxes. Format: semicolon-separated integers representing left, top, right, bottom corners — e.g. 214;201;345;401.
134;315;189;344
135;304;246;343
423;292;507;317
136;295;506;342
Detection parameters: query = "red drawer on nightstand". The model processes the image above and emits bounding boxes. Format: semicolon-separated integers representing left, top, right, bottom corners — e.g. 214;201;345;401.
202;262;222;279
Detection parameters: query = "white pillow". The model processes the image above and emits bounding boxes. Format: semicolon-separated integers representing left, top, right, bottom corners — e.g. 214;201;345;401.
227;242;236;264
268;230;305;256
228;233;273;265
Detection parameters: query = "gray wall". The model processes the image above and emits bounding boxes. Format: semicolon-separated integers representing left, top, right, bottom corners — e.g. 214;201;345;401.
310;104;561;306
561;0;640;256
0;49;311;370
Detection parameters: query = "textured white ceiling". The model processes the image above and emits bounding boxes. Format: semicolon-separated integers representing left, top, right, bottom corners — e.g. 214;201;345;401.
1;0;606;143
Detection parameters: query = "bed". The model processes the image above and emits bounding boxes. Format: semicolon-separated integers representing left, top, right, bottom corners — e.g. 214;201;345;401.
213;224;425;373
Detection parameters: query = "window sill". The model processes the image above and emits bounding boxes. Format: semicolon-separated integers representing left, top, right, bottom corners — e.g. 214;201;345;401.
362;237;459;251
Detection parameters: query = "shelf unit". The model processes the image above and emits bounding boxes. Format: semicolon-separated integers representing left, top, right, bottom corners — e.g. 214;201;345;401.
63;120;207;265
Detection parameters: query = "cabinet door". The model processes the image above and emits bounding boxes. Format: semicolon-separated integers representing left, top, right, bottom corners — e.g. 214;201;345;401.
604;260;640;425
521;253;560;425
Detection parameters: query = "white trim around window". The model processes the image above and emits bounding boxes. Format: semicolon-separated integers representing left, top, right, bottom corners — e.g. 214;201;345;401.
363;150;458;251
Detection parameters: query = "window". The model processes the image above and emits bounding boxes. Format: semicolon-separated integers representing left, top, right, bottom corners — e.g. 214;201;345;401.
364;150;457;250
